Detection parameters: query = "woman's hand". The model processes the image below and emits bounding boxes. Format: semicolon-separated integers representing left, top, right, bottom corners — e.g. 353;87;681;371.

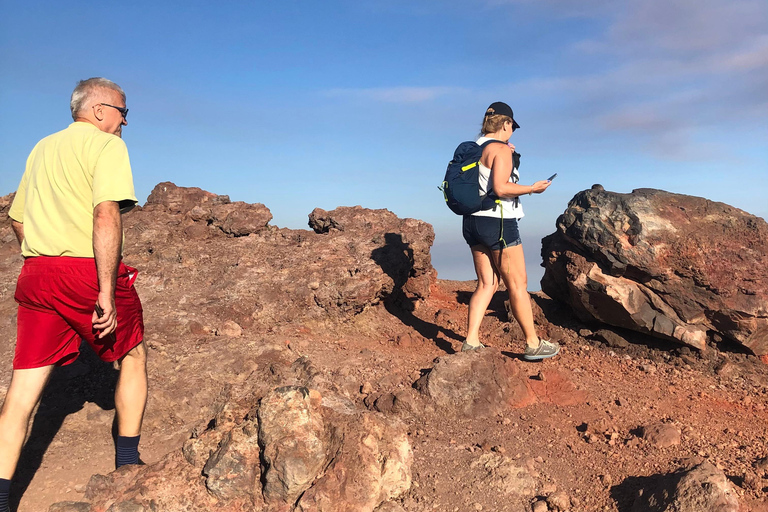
530;180;551;194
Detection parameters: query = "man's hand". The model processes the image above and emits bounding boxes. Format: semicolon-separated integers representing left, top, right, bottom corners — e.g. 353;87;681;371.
93;295;118;338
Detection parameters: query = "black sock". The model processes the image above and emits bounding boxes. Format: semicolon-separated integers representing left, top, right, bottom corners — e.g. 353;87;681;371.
116;435;140;467
0;478;10;512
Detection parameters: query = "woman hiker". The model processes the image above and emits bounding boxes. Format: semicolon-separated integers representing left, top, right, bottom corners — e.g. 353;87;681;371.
461;101;560;361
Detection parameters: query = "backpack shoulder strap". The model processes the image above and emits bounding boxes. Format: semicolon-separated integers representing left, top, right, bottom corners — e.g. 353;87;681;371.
479;139;509;149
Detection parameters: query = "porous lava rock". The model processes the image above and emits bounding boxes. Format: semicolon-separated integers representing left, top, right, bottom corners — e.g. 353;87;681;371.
631;461;747;512
58;376;412;512
542;186;768;354
415;349;585;417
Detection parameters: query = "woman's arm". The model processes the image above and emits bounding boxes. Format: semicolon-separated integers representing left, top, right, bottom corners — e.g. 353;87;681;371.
485;145;551;198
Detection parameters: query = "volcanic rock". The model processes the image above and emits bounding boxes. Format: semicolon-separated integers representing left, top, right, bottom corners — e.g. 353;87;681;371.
542;186;768;354
415;349;585;417
631;461;747;512
592;329;629;349
640;423;682;449
469;453;537;497
118;183;435;334
62;375;412;512
47;503;91;512
308;206;435;303
258;386;328;506
415;350;536;417
546;490;571;511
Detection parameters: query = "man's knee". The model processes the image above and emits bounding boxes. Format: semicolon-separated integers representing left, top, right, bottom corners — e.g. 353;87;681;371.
0;367;53;418
118;341;147;368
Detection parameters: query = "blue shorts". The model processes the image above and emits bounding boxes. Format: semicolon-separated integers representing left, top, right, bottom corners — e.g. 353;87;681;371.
462;215;521;251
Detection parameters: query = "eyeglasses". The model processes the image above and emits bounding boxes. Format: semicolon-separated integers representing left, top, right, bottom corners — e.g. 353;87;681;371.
99;103;129;120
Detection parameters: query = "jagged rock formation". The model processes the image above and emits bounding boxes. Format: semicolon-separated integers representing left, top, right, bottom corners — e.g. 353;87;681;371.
120;183;435;336
541;186;768;354
308;206;435;305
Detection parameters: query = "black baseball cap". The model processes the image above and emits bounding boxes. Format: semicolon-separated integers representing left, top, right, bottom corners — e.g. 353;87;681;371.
485;101;520;130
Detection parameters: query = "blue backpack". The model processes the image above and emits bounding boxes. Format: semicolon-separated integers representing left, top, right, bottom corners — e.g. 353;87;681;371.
439;140;520;215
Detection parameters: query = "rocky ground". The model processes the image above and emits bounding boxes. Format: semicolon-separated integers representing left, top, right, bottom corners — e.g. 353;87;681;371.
1;185;767;511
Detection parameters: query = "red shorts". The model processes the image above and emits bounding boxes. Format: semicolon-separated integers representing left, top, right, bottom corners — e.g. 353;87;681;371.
14;256;145;369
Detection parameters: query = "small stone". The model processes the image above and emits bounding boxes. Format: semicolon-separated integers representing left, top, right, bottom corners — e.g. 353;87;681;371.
546;490;571;511
396;334;412;348
361;382;373;395
742;471;761;491
532;500;548;512
473;504;483;511
754;456;768;476
540;483;557;495
188;320;207;335
641;423;681;448
592;329;629;348
219;320;242;338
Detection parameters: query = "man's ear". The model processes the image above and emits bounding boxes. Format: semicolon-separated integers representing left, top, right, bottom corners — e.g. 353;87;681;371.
92;103;104;121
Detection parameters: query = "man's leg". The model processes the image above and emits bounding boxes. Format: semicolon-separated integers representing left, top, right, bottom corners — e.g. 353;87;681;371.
114;341;147;466
0;366;54;478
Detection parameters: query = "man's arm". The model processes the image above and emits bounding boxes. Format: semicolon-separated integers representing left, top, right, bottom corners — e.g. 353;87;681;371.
92;200;122;338
11;220;24;246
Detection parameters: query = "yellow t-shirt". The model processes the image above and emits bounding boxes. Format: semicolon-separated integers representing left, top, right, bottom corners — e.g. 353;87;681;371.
8;122;138;258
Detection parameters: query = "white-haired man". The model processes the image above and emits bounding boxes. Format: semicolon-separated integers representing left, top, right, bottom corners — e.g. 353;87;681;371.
0;77;148;511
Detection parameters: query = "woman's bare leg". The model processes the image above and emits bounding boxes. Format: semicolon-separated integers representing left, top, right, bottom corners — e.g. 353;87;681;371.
465;245;498;347
493;244;540;349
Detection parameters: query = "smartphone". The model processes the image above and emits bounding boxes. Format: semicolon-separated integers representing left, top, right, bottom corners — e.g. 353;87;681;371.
94;303;104;317
547;173;558;181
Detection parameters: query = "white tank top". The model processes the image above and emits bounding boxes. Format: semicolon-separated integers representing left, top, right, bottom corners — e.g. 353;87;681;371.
471;137;525;219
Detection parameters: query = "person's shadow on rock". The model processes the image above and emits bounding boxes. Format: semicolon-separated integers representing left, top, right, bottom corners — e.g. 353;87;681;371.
10;342;118;511
371;233;462;353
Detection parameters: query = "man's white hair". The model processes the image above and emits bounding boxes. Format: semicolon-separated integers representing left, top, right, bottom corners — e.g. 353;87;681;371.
70;77;126;121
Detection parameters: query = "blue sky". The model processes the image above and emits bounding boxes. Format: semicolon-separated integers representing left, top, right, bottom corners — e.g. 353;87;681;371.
1;0;766;287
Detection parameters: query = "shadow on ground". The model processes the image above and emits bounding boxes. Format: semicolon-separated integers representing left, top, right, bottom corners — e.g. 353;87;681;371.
10;343;118;511
372;233;462;354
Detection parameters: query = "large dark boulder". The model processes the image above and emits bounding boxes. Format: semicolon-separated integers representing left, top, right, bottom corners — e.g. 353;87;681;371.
541;186;768;354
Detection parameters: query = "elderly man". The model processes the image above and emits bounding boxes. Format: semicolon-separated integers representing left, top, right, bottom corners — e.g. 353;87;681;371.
0;77;147;511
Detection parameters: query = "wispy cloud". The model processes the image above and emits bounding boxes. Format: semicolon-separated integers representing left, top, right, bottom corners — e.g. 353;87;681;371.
507;0;768;158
